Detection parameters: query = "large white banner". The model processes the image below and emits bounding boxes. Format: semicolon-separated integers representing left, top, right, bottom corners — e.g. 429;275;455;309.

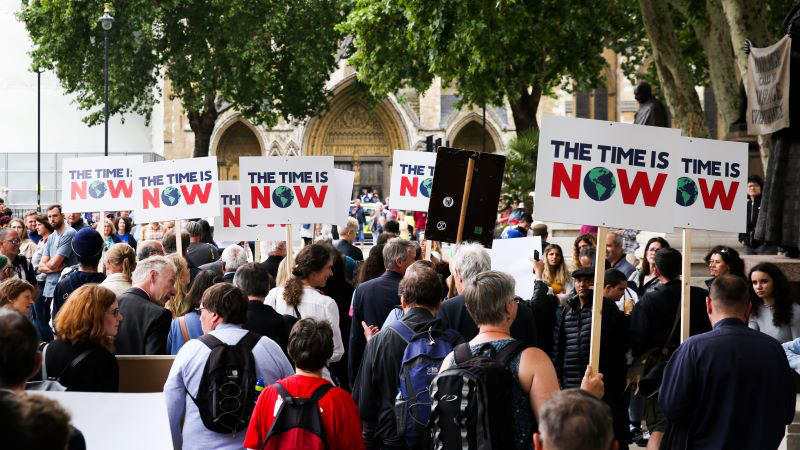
534;116;682;233
389;150;437;212
491;236;542;300
61;155;143;213
215;181;299;242
132;157;220;223
673;137;748;233
332;168;356;228
746;36;791;135
240;156;335;225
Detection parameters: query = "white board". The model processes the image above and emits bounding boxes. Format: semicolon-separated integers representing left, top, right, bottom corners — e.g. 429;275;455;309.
490;236;542;300
534;116;682;233
389;150;437;212
332;168;356;228
673;137;748;233
215;181;301;241
61;155;143;213
239;156;335;224
132;157;220;223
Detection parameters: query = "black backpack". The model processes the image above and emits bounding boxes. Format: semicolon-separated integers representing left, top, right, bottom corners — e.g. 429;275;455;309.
427;340;528;450
261;382;333;450
190;332;261;434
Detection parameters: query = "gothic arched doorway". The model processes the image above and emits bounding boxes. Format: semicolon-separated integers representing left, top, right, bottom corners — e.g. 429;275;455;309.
215;121;262;180
451;120;497;153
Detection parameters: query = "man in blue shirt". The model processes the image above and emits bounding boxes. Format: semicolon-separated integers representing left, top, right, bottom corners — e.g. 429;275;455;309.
605;230;635;278
660;274;795;450
35;205;77;341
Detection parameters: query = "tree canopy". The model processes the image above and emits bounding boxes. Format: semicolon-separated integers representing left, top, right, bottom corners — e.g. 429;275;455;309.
19;0;346;156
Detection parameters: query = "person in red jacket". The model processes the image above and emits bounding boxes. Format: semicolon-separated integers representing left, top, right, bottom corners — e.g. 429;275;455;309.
244;318;364;450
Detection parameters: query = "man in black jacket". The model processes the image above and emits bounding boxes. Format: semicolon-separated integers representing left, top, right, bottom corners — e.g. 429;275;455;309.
51;228;106;320
115;256;176;355
334;217;364;261
256;241;285;281
552;265;629;444
438;242;538;347
233;263;289;357
349;238;415;380
629;247;711;449
0;229;36;285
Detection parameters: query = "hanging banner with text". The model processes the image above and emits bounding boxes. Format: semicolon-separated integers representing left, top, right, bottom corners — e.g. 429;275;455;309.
333;168;356;228
534;116;682;233
215;181;299;242
240;156;335;224
746;36;791;135
132;157;220;223
674;137;748;233
389;150;437;212
61;155;143;213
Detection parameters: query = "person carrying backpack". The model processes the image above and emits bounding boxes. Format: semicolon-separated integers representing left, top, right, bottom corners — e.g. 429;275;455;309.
431;271;604;450
244;318;364;450
353;262;462;450
165;283;293;450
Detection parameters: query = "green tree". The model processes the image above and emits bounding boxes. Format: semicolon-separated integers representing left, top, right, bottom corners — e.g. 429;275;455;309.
500;128;537;211
341;0;627;135
18;0;346;157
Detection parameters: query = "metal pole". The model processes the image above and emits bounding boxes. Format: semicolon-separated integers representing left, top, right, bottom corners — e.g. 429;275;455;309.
104;29;109;156
482;105;486;153
37;70;41;211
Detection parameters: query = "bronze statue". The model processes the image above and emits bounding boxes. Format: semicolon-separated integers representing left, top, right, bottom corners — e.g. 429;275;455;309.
633;82;669;127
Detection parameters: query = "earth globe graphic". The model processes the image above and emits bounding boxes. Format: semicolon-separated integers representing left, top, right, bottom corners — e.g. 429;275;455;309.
420;178;434;198
161;186;182;207
583;167;616;201
272;186;295;208
88;180;107;199
676;177;698;206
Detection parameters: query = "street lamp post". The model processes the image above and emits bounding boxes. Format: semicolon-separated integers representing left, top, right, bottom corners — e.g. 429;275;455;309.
36;68;42;211
98;4;114;156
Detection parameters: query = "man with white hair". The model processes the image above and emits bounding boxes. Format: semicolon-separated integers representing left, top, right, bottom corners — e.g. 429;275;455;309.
437;242;538;346
256;240;285;281
334;217;364;261
220;244;248;283
115;256;177;355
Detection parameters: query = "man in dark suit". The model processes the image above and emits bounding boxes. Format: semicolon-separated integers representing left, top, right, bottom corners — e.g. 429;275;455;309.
256;241;285;281
437;242;538;347
115;255;176;355
234;263;289;357
334;217;364;261
629;247;711;449
349;238;416;380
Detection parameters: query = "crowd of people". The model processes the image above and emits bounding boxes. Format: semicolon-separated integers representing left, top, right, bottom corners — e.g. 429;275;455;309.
0;201;798;450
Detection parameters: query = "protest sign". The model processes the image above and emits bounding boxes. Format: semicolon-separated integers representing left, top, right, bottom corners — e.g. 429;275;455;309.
61;156;143;213
389;150;437;212
491;236;542;299
534;115;682;233
424;148;506;248
333;168;356;228
674;137;748;233
746;36;791;135
215;181;299;242
240;156;335;225
132;157;220;223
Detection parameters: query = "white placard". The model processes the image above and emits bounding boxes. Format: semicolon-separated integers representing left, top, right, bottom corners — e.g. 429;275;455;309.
491;236;542;300
673;137;748;233
31;391;171;450
215;181;300;241
333;168;356;228
132;157;220;223
389;150;437;212
534;116;682;233
240;156;335;224
61;155;143;213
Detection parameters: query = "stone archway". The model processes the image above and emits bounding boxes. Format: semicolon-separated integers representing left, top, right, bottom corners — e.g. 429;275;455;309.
215;121;263;180
451;120;498;153
304;86;407;198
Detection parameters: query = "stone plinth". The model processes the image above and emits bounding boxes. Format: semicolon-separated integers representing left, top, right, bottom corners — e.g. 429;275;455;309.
743;255;800;282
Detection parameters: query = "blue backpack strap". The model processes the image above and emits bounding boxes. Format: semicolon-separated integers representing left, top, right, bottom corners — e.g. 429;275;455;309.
387;320;414;343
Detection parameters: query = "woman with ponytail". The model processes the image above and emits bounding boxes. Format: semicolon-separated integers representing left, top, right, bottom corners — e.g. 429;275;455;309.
100;243;137;297
265;243;344;364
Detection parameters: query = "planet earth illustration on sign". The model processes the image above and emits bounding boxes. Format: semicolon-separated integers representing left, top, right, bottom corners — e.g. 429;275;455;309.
583;167;616;201
88;180;107;199
161;186;182;206
272;186;294;208
420;178;433;198
676;177;698;206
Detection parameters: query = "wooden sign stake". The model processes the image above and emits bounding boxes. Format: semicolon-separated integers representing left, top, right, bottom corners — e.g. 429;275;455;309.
588;226;609;371
174;219;183;257
282;225;294;283
680;228;692;342
254;240;261;264
447;157;476;298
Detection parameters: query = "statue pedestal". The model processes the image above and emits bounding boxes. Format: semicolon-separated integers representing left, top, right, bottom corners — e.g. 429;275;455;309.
742;255;800;282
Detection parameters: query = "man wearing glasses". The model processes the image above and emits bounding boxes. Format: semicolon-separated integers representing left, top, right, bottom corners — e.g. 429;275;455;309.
0;228;36;285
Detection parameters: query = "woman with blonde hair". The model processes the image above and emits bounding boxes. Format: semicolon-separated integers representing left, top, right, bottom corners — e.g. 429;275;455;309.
165;253;190;318
100;219;121;251
100;243;137;296
42;284;123;392
0;278;36;315
10;218;36;260
542;244;572;295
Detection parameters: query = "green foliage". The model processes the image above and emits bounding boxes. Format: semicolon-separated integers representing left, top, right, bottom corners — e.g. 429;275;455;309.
340;0;626;113
500;128;537;211
18;0;346;129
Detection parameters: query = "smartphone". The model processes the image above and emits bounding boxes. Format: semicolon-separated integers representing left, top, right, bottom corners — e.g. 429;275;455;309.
533;250;540;261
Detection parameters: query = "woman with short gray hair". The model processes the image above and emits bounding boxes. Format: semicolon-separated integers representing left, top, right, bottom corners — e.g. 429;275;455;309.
440;270;604;450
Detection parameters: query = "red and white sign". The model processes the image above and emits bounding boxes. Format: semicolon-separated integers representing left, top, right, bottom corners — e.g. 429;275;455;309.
132;157;220;223
61;156;143;213
389;150;436;212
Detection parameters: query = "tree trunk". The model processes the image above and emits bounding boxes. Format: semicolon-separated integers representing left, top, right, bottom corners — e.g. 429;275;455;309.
187;96;219;158
639;0;709;138
509;84;542;135
720;0;773;77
